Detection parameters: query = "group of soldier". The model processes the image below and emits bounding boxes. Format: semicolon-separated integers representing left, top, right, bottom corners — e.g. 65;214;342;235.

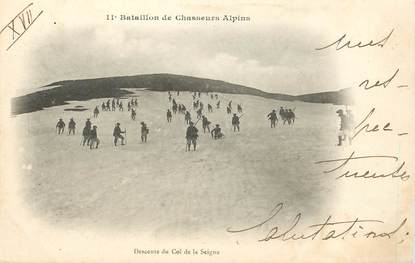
267;107;296;128
55;117;150;149
56;118;76;135
55;95;150;149
81;118;100;149
171;98;187;114
166;92;246;151
99;97;139;113
55;90;303;151
55;89;358;151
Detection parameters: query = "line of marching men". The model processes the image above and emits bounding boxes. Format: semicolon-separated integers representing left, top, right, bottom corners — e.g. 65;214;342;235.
165;91;246;151
166;91;300;151
54;91;298;152
266;107;296;128
55;117;149;150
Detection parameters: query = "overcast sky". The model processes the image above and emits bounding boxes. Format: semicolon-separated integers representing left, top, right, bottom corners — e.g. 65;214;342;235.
27;22;337;96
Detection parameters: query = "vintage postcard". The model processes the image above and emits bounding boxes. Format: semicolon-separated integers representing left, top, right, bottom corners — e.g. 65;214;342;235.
0;0;414;262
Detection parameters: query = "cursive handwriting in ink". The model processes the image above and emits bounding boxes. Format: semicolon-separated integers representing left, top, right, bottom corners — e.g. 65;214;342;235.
351;108;408;139
0;2;43;51
227;203;408;243
352;108;393;140
315;152;410;181
227;203;284;233
359;68;399;90
315;29;394;51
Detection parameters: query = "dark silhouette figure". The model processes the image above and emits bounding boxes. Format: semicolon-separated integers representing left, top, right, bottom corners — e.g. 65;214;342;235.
186;121;198;151
267;110;278;128
232;114;240;132
202;116;211;133
113;123;125;146
211;124;224;139
68;118;76;135
141;122;149;143
89;125;100;149
56;118;65;134
93;106;99;118
167;109;172;122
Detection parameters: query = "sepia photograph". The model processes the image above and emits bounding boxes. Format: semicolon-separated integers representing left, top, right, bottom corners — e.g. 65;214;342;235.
0;1;414;262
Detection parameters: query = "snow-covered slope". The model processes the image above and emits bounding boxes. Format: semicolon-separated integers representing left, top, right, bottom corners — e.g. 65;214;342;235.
13;90;341;238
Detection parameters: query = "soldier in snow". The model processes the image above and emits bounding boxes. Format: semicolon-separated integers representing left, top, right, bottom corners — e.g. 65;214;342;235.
89;125;100;149
267;110;278;128
56;118;65;135
68;118;76;135
186;121;199;151
113;123;125;146
140;122;149;143
167;109;172;123
211;124;224;139
232;113;240;132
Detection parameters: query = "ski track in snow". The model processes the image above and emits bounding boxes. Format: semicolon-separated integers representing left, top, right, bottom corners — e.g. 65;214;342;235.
13;90;341;238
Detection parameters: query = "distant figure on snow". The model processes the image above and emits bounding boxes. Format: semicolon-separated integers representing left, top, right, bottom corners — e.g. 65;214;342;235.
232;113;240;132
202;115;211;133
106;100;110;111
184;111;191;125
288;109;295;124
211;124;224;139
89;125;100;149
68;118;76;135
197;108;203;119
336;109;352;146
85;118;91;129
207;104;213;112
113;123;125;146
267;110;278;128
167;109;172;123
140;122;149;143
82;124;91;146
186;121;198;151
237;104;242;113
93;106;99;118
56;118;65;135
279;107;285;121
111;99;116;111
281;109;295;125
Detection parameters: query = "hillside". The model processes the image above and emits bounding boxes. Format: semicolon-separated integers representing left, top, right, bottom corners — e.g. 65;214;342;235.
11;73;352;115
296;88;353;105
14;89;339;235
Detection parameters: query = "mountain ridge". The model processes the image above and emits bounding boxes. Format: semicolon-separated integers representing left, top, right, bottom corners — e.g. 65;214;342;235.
11;73;353;115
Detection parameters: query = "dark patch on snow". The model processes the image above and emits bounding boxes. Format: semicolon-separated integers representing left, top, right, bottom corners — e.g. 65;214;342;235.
64;108;88;112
